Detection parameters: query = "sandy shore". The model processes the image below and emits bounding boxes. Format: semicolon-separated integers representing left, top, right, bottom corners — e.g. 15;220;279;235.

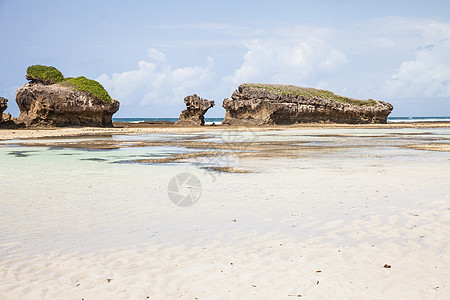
0;124;449;299
1;121;449;141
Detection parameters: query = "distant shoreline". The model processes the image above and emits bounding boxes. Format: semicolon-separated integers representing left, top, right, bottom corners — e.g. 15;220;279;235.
113;120;450;129
112;116;450;124
1;121;450;142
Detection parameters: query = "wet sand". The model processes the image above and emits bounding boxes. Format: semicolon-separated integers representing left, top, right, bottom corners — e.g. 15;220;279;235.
0;124;449;299
1;121;449;141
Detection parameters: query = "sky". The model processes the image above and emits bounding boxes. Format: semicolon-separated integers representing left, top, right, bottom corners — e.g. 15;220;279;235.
1;0;450;118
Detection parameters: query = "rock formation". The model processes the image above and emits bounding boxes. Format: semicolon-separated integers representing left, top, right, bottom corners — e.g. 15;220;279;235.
0;97;7;122
222;84;393;125
0;97;21;129
16;83;119;127
176;94;215;126
15;65;119;127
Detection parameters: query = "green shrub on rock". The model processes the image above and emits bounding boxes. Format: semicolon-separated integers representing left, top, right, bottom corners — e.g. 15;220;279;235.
26;65;64;84
62;76;112;102
25;65;112;102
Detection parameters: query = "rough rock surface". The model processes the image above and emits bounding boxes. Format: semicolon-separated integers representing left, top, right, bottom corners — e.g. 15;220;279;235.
0;97;7;122
222;84;393;125
176;94;215;126
0;97;21;129
15;83;119;127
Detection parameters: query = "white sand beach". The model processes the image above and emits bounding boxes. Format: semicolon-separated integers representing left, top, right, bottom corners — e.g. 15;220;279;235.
3;0;450;298
0;126;449;299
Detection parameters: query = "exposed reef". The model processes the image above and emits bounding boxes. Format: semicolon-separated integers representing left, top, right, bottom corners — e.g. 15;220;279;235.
176;94;215;126
222;84;393;125
15;65;119;127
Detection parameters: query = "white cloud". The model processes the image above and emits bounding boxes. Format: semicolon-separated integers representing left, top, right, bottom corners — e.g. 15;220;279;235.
146;48;166;62
224;39;347;87
97;51;214;106
95;20;450;118
384;22;450;99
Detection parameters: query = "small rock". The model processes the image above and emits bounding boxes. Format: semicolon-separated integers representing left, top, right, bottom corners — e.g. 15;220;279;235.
176;94;215;126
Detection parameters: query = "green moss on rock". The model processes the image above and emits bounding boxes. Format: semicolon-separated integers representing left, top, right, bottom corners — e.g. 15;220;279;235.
26;65;64;84
26;65;112;103
245;83;377;106
61;77;112;102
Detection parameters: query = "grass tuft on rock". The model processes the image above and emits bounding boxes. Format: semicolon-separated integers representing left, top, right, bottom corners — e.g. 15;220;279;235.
245;83;377;106
26;65;112;102
26;65;64;84
61;77;112;102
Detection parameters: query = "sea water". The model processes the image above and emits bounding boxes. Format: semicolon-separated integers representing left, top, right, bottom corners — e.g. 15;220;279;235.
113;117;224;125
113;116;450;124
1;127;450;257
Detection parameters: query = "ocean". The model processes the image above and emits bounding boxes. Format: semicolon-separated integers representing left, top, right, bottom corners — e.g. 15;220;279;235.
113;117;223;125
113;116;450;124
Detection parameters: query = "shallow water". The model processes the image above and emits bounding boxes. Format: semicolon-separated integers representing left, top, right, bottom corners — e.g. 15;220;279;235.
1;127;449;298
1;127;449;254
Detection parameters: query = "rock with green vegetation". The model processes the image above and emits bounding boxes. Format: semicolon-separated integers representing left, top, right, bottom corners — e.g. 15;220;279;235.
25;65;112;102
61;77;112;102
222;83;393;125
26;65;64;85
16;65;119;127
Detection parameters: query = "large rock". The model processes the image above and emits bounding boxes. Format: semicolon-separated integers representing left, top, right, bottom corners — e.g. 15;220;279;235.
15;83;119;127
176;94;215;126
222;84;393;125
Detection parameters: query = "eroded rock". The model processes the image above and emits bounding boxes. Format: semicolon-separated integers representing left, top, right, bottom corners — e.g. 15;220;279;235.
222;84;393;125
15;83;119;127
0;97;7;122
176;94;215;126
0;97;22;129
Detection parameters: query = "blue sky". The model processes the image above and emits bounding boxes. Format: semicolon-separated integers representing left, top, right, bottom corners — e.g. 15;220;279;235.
1;0;450;117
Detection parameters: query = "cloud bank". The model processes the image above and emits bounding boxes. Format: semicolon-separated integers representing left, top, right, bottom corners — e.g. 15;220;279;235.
96;19;450;117
98;39;348;115
97;49;214;108
225;39;347;87
384;22;450;100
